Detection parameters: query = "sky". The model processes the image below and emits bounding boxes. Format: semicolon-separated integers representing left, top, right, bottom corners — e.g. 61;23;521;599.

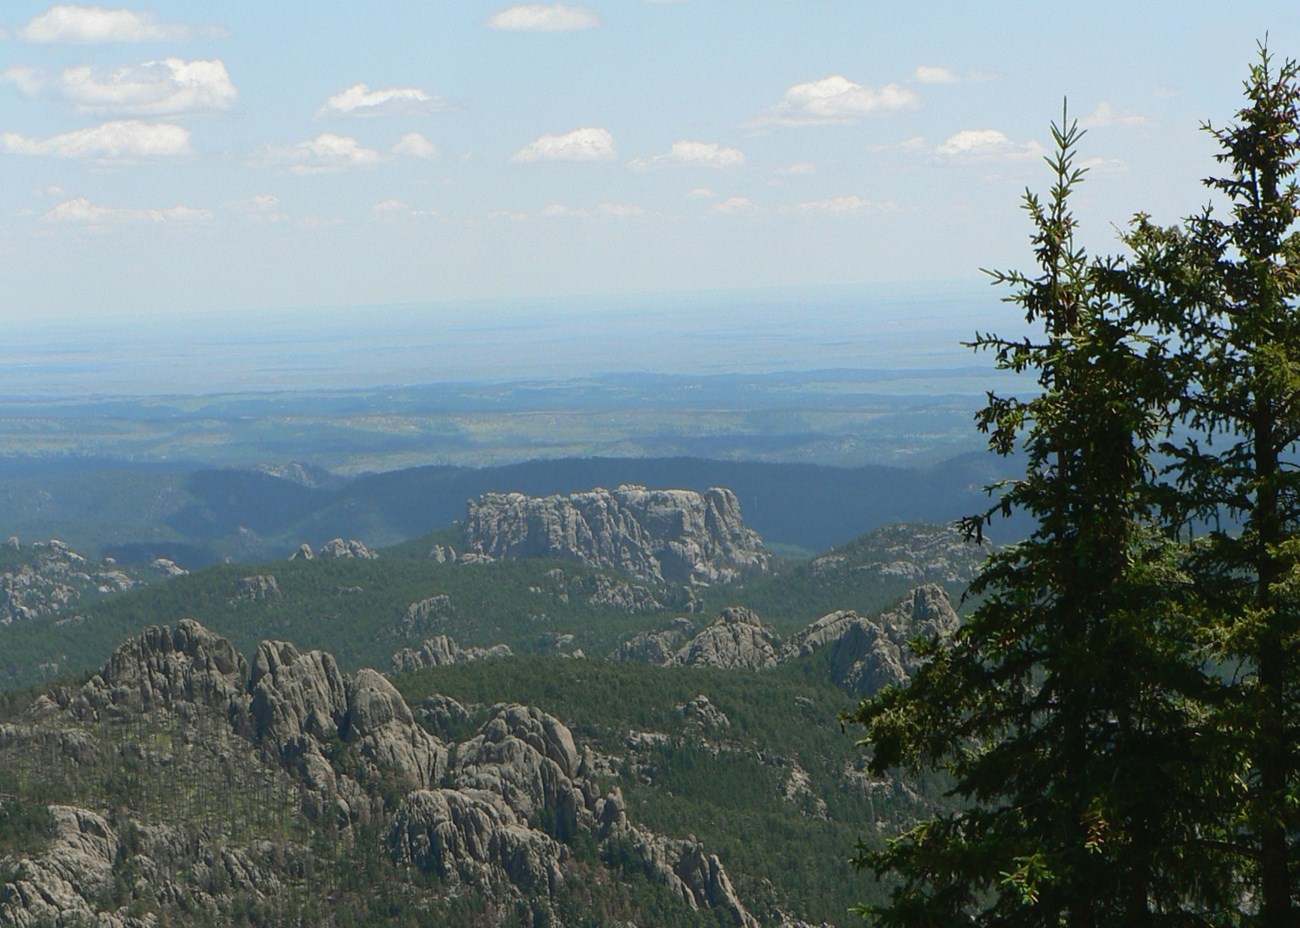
2;2;1299;326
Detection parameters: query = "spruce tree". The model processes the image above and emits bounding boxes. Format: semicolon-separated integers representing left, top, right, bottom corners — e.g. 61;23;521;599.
1119;46;1300;926
848;115;1225;926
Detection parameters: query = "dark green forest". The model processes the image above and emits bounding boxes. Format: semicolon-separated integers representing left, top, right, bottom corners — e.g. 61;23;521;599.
851;49;1300;927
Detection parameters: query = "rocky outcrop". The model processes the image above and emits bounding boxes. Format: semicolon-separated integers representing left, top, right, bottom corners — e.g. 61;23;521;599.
317;538;378;559
810;523;985;585
532;567;665;614
392;636;513;673
4;621;762;928
786;584;960;695
465;485;768;584
231;574;280;605
76;618;248;717
399;593;454;634
0;539;139;625
245;639;447;810
0;806;132;928
150;556;187;577
670;607;780;670
388;788;565;894
609;617;695;663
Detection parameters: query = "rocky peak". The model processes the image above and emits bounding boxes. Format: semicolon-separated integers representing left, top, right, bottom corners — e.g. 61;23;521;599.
78;618;247;716
465;484;768;584
670;606;781;670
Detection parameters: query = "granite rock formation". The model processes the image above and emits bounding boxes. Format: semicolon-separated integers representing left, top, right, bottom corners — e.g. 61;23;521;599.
465;485;768;584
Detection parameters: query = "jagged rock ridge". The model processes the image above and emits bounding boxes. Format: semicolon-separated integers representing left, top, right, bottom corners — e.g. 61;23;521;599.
465;484;769;584
2;620;761;927
616;583;960;696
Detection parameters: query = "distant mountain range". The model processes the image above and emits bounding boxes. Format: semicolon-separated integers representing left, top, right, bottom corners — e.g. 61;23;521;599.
0;454;1026;567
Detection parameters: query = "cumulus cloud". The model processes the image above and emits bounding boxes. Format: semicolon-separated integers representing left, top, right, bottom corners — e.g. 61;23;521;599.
19;5;199;43
318;83;444;118
934;129;1046;161
2;119;190;159
264;133;384;174
42;196;212;224
513;127;614;162
687;187;716;199
391;132;439;159
628;140;745;170
1079;101;1146;128
750;75;919;129
59;58;236;115
797;195;897;214
488;3;601;31
3;66;47;95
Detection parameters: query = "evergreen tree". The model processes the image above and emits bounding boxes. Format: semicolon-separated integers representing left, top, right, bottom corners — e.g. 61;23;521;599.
1119;46;1300;927
847;115;1226;926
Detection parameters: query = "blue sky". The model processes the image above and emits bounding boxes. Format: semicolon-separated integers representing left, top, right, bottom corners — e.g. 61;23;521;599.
2;2;1298;322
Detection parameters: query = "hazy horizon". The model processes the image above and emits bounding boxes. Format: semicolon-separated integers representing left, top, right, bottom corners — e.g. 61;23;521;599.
4;282;1027;398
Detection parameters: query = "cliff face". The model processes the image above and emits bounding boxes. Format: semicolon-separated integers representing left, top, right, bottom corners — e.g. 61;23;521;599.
465;484;769;584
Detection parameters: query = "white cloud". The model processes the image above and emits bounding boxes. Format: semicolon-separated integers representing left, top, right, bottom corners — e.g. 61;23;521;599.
2;119;190;159
1079;101;1146;128
629;140;745;170
227;194;289;223
60;58;236;115
3;66;47;96
797;195;897;214
19;5;197;43
318;83;444;118
42;196;212;224
373;199;408;213
513;127;614;162
392;132;439;159
597;202;644;217
751;75;919;128
488;4;601;31
912;65;998;84
776;161;816;176
710;196;757;214
936;128;1044;160
913;65;958;84
540;201;644;218
687;187;716;199
264;133;384;174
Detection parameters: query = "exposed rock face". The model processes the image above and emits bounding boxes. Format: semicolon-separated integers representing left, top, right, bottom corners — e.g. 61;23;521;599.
786;584;960;696
400;593;454;634
0;806;129;928
290;543;314;561
428;544;458;563
533;567;665;614
77;618;248;716
465;485;768;584
0;539;139;626
4;621;762;928
245;639;447;808
150;556;187;577
231;574;280;605
392;635;513;673
810;523;985;584
317;538;378;559
609;617;695;663
670;607;780;670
